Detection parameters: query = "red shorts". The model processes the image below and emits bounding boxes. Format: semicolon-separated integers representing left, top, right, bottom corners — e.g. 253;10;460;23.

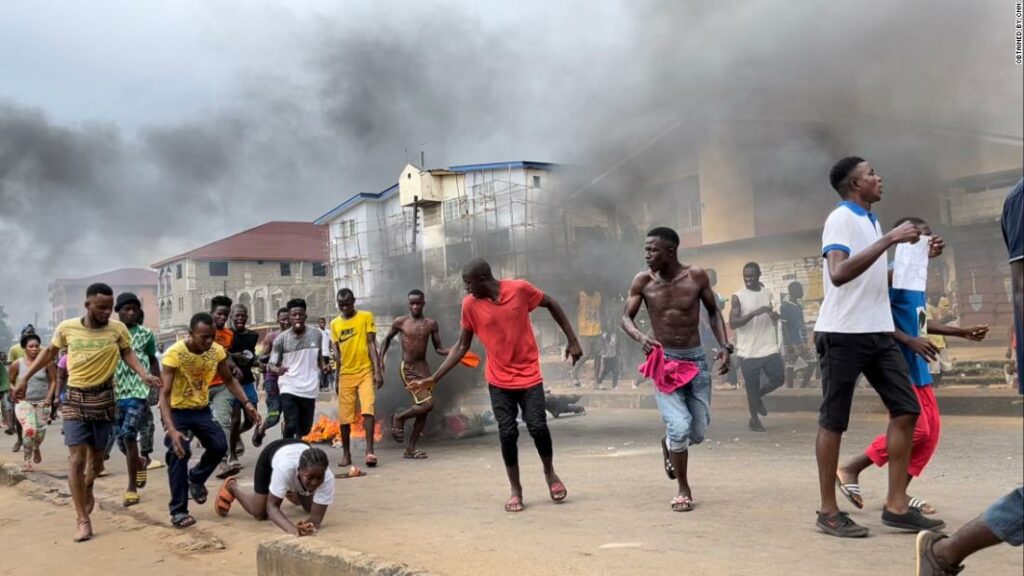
864;385;940;477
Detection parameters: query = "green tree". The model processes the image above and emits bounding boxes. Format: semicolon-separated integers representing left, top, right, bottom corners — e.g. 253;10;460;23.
0;305;14;352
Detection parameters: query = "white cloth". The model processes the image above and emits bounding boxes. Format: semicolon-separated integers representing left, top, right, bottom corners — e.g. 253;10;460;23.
814;202;895;333
733;287;779;359
271;328;324;399
892;236;930;291
269;443;335;506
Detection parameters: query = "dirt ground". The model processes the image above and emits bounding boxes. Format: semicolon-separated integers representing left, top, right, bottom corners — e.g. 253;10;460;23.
1;407;1021;575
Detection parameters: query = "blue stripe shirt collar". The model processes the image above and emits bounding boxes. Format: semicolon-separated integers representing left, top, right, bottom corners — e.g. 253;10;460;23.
838;200;878;224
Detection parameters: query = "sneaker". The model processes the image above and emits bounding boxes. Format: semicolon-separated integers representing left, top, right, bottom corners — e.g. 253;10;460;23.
748;418;767;432
816;511;869;538
915;531;964;575
882;507;945;532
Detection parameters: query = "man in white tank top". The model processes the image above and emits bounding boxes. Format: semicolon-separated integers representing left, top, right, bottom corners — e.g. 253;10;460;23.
729;262;785;431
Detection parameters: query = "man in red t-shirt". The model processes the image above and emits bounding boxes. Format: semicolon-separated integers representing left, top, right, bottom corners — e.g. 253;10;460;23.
409;258;582;512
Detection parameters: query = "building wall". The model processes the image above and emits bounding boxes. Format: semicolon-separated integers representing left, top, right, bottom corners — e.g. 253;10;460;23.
51;283;158;332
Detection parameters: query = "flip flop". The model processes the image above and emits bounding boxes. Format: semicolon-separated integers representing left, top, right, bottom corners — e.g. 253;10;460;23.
671;494;694;512
836;477;864;509
215;478;236;517
136;468;148;489
548;481;568;502
504;495;525;512
123;491;140;508
189;481;209;505
335;466;366;479
365;454;378;468
909;496;937;515
171;513;196;529
403;450;428;459
661;436;677;480
215;461;243;480
391;414;405;443
147;459;165;470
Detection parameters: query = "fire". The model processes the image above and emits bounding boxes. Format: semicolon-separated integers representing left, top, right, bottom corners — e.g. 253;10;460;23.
302;415;383;444
349;418;384;441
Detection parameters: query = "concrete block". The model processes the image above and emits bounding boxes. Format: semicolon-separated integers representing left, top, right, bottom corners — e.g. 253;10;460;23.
0;462;26;486
257;537;440;576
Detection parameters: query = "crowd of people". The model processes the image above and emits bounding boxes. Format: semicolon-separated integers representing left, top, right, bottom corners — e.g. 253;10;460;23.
0;156;1019;575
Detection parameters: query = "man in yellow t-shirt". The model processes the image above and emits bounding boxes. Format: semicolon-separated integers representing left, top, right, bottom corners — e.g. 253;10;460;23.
330;288;382;468
572;289;603;387
15;283;159;543
159;312;259;529
926;294;955;385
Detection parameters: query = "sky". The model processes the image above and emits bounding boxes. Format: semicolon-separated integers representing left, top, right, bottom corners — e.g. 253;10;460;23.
1;0;1021;327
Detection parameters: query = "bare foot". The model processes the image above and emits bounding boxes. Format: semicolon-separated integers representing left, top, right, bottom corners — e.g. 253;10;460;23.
73;519;92;542
338;452;352;467
504;494;525;512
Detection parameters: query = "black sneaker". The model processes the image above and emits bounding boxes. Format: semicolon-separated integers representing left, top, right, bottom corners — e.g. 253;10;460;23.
915;531;964;575
748;418;767;432
816;511;869;538
882;507;945;532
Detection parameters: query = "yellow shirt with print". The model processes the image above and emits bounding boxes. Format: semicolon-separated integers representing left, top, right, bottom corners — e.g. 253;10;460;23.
330;311;376;375
162;340;227;409
52;318;132;389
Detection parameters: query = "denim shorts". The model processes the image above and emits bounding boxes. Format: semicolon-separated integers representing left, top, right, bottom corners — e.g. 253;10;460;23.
983;486;1023;547
231;382;259;409
64;419;113;450
115;398;148;442
654;346;712;452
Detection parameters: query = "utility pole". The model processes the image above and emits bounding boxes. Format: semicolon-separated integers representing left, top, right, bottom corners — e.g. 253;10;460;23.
411;195;420;252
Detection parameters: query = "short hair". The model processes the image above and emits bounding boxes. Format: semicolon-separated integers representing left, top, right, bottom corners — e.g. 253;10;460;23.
20;333;41;348
829;156;866;192
86;283;113;297
190;312;215;331
788;281;803;291
299;447;329;470
645;227;680;248
893;216;927;228
231;303;248;313
286;298;307;311
276;307;290;316
743;262;761;273
210;295;233;311
337;288;354;300
408;289;425;298
461;258;494;279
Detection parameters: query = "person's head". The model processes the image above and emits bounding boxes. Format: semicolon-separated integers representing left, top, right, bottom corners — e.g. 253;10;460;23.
231;303;249;331
115;292;143;327
318;317;327;330
461;258;497;299
706;267;718;287
188;313;217;352
20;334;41;360
408;289;426;318
297;447;330;493
276;307;290;330
788;281;804;301
644;227;680;272
337;288;355;318
210;295;233;329
85;283;115;326
829;156;882;203
287;298;308;331
742;262;762;290
893;216;931;240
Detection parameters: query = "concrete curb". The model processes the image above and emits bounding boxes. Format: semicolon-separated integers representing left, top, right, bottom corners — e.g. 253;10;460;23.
0;462;26;486
257;537;440;576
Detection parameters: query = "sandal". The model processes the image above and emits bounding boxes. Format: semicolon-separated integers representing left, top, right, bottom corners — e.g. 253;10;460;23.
365;454;378;468
391;414;405;443
215;478;236;517
504;495;525;512
548;480;568;502
123;491;140;508
909;496;937;515
671;494;694;512
189;481;208;505
171;513;196;529
335;466;366;479
661;436;676;480
403;450;428;460
836;476;864;509
136;468;148;489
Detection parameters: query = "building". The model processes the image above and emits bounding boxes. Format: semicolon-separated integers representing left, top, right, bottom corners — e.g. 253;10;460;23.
151;221;330;339
49;268;158;332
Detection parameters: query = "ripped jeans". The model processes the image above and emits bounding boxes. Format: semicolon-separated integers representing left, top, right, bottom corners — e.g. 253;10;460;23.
654;346;712;452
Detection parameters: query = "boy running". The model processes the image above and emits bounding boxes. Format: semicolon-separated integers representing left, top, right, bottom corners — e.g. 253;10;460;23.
270;298;328;441
330;288;383;468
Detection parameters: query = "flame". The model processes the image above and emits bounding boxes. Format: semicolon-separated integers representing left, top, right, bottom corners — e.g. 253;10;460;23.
302;415;383;444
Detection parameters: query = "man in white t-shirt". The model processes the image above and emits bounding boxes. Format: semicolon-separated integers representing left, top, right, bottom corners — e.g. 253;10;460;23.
813;156;945;539
214;438;334;536
729;261;785;432
269;298;327;440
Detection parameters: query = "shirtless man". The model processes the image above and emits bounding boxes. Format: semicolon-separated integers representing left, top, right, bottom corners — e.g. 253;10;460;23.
622;227;732;512
380;289;449;459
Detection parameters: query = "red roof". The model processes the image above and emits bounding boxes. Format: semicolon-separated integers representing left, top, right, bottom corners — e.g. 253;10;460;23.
52;267;157;288
152;221;328;268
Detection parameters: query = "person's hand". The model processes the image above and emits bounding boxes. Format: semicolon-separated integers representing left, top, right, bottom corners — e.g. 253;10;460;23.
244;403;262;429
406;378;435;394
767;309;781;322
271;365;289;376
379;360;386;377
144;374;162;389
928;236;945;258
715;348;731;375
885;221;922;245
961;325;989;342
374;372;384;390
566;339;583;365
907;336;940;361
168;430;188;459
640;335;662;356
296;520;316;537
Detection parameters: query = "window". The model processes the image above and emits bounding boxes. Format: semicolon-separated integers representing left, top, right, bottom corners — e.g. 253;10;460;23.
175;264;182;279
532;175;541;188
280;262;292;277
338;219;357;239
443;198;463;222
312;262;327;277
209;261;228;276
345;260;361;279
177;298;184;312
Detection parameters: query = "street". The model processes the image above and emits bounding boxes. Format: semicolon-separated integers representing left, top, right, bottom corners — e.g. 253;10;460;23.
2;407;1022;575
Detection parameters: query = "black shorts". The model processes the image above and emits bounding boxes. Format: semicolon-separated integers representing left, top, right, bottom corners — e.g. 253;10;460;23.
253;438;308;495
815;332;921;432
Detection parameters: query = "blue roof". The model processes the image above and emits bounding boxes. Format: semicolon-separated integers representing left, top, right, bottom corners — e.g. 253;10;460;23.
448;161;557;173
313;183;399;226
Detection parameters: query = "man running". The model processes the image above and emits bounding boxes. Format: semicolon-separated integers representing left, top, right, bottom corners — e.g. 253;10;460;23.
270;298;327;441
159;312;260;529
225;303;259;473
622;227;732;512
16;283;160;541
330;288;383;468
110;292;160;507
381;289;450;459
408;258;582;512
206;296;239;477
780;281;815;389
813;156;945;537
253;307;290;447
729;261;785;432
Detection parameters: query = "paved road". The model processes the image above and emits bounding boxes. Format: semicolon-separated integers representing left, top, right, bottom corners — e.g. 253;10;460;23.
2;407;1021;575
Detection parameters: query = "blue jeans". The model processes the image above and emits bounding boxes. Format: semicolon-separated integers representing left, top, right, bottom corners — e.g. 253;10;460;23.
654;346;712;452
983;486;1024;546
165;408;227;517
